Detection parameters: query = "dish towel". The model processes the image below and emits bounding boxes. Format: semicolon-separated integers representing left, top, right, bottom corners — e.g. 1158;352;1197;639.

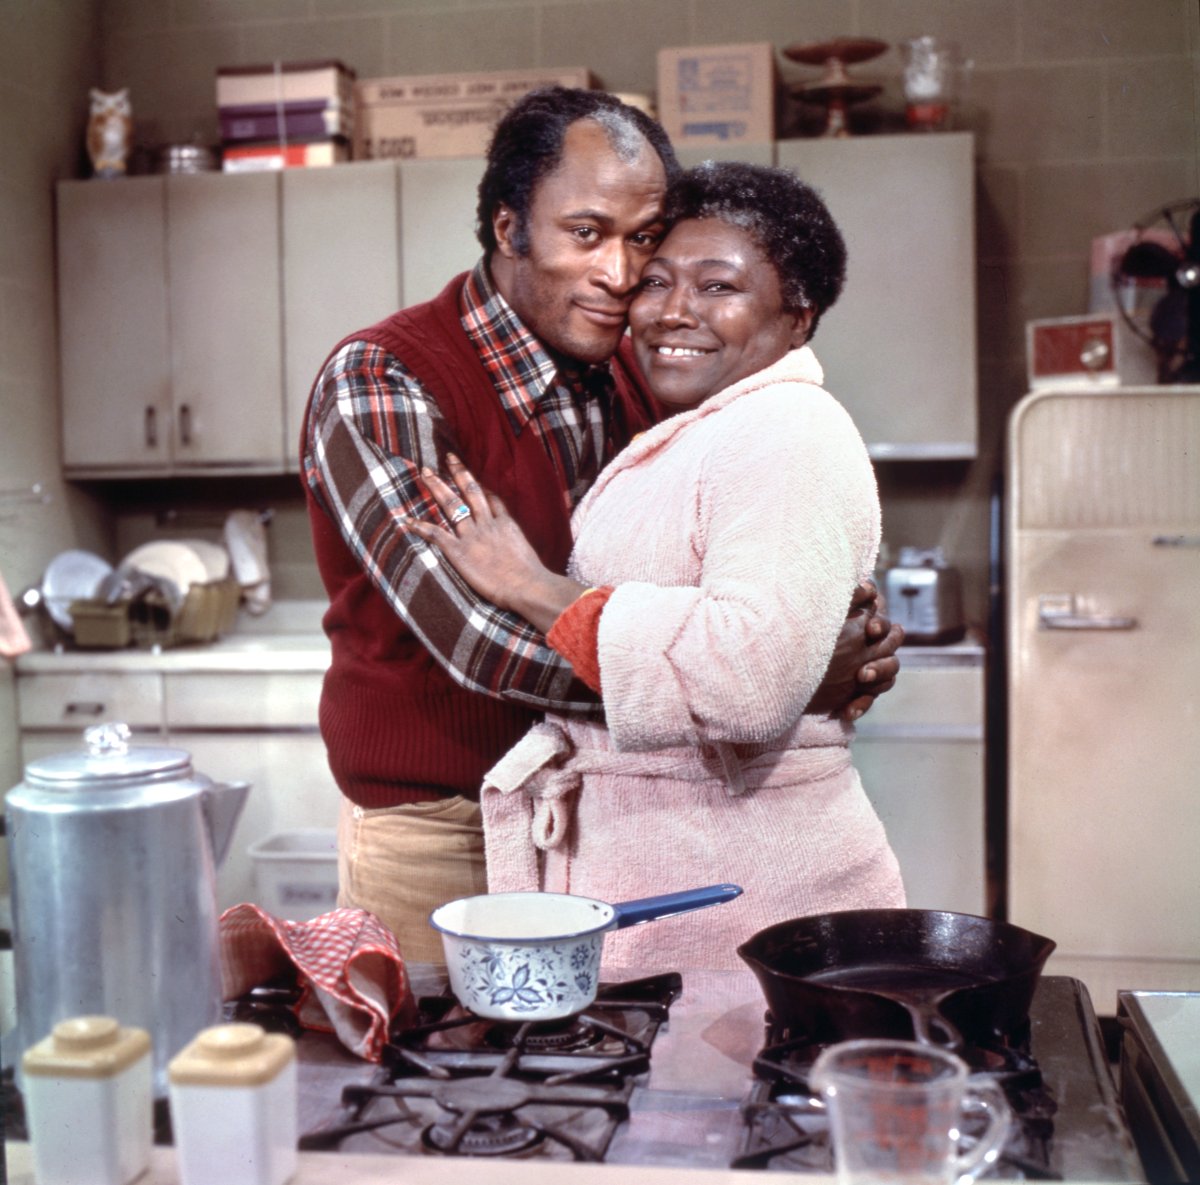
219;904;416;1061
223;509;272;616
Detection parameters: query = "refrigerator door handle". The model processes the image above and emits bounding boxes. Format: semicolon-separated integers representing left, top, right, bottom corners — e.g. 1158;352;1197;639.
1038;593;1138;631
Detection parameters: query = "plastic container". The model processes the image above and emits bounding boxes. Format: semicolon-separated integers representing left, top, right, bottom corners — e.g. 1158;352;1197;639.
168;1022;297;1185
69;600;132;648
249;829;338;921
22;1015;152;1185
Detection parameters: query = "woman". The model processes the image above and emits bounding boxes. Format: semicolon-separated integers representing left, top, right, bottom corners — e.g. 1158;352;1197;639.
408;162;905;969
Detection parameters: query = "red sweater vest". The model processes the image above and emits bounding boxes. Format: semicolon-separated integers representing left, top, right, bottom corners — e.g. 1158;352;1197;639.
304;273;657;807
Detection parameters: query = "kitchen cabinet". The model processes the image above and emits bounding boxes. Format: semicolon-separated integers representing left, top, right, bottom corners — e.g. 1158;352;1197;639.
166;172;283;469
12;643;336;913
776;133;977;459
57;177;172;471
850;640;987;915
281;162;402;474
57;136;976;477
57;172;284;476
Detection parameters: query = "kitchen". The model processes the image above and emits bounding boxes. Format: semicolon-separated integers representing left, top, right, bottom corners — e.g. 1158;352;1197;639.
2;1;1199;1182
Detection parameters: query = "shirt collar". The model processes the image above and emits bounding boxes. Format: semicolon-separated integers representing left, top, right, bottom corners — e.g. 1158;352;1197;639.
460;260;608;433
460;261;559;433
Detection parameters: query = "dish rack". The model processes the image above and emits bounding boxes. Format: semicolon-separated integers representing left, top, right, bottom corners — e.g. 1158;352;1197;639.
70;579;240;649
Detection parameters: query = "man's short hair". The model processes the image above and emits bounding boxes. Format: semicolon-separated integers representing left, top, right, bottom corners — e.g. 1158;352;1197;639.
476;86;681;257
663;161;847;339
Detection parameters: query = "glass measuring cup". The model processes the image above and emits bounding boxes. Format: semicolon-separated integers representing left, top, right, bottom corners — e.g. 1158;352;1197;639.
810;1038;1010;1184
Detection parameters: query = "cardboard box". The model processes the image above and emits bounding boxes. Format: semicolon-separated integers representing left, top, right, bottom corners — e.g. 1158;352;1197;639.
354;67;596;160
657;43;777;147
216;59;355;109
221;139;350;172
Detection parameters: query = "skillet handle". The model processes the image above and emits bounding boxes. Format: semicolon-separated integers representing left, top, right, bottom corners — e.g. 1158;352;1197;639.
610;884;743;930
908;1005;965;1052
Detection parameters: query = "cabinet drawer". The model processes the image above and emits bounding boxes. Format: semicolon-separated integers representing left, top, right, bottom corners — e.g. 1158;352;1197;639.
16;672;164;730
165;671;323;729
851;664;983;734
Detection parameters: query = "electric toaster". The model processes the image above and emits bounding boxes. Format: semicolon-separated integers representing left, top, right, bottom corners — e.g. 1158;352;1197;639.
883;547;966;643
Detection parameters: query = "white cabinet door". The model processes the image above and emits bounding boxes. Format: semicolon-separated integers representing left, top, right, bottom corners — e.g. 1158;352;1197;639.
851;658;986;915
282;161;403;473
398;158;484;305
170;733;339;913
57;178;172;472
166;171;284;469
776;134;977;459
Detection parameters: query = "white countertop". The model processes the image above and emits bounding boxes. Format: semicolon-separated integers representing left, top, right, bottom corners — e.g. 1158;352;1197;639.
3;1144;1135;1185
15;600;331;674
13;611;983;676
5;1144;832;1185
14;632;331;674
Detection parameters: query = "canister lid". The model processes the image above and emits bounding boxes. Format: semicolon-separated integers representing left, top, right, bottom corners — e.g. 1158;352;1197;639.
23;1015;152;1079
168;1023;295;1088
23;722;193;790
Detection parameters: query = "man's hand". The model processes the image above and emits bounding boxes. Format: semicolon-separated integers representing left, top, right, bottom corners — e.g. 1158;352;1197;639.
806;581;904;721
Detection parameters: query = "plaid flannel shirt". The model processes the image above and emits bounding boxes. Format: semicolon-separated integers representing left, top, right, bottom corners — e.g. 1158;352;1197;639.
303;261;615;715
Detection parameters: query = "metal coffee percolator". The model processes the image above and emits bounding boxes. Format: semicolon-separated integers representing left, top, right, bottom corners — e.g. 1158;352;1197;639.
4;723;249;1096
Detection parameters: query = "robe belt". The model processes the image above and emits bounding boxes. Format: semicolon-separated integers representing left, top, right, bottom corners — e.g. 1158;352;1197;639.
481;718;852;892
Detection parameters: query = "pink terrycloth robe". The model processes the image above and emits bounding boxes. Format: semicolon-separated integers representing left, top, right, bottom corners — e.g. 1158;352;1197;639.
482;349;905;970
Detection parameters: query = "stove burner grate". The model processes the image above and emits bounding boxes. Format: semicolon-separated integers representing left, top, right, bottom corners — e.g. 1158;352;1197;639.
298;973;680;1162
424;1110;546;1157
735;1023;1060;1178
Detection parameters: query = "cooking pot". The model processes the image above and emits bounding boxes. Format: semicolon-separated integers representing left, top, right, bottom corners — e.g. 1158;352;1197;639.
737;909;1055;1050
431;884;742;1021
4;722;249;1095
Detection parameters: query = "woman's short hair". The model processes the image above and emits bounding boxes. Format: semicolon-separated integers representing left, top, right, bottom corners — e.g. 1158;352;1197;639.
663;161;847;338
477;86;681;257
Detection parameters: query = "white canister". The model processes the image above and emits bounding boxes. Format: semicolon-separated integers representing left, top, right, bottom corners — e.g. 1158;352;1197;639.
168;1022;297;1185
22;1015;153;1185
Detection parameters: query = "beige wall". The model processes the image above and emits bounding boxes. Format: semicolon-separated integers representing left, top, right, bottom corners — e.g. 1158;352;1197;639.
0;0;108;792
3;0;1199;648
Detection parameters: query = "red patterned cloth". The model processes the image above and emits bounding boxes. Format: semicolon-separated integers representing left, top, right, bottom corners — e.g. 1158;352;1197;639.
219;904;416;1061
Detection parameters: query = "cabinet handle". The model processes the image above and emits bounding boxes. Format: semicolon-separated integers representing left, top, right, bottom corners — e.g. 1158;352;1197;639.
1153;534;1200;548
64;701;106;717
145;406;157;448
179;403;192;447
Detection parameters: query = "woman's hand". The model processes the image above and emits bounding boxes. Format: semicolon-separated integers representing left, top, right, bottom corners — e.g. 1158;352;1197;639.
403;455;587;634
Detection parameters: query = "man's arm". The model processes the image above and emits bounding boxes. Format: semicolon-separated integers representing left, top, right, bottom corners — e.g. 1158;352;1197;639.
303;340;602;714
804;581;904;720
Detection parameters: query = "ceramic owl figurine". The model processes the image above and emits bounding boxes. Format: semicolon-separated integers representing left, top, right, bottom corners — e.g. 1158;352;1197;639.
87;88;132;178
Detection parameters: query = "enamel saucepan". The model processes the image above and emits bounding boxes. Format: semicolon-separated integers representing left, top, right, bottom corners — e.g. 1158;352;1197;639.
737;909;1056;1050
430;884;743;1020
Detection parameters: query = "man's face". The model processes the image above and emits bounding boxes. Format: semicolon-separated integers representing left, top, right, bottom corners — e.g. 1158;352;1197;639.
490;120;668;366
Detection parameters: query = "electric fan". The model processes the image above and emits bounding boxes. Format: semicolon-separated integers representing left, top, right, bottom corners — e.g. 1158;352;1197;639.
1113;198;1200;383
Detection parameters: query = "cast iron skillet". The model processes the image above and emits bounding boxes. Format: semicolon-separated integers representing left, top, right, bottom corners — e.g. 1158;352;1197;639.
737;909;1056;1051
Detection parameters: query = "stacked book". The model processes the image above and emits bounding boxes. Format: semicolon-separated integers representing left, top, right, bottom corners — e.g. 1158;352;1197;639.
217;59;355;172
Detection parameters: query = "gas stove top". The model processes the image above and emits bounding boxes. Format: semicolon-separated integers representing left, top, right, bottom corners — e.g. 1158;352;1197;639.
262;971;1143;1179
296;972;683;1161
3;970;1145;1180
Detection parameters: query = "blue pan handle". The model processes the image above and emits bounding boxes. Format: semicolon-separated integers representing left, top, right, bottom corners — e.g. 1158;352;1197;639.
609;884;743;930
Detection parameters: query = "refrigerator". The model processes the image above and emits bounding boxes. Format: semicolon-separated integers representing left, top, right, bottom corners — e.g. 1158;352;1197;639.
1006;385;1200;1016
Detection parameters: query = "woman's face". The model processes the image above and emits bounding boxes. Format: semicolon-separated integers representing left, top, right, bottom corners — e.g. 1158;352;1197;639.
629;216;812;412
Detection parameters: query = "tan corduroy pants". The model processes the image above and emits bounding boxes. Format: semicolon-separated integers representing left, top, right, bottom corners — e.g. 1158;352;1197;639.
336;794;486;965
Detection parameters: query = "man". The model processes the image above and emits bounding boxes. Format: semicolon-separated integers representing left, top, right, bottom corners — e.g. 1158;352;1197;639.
302;87;902;961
